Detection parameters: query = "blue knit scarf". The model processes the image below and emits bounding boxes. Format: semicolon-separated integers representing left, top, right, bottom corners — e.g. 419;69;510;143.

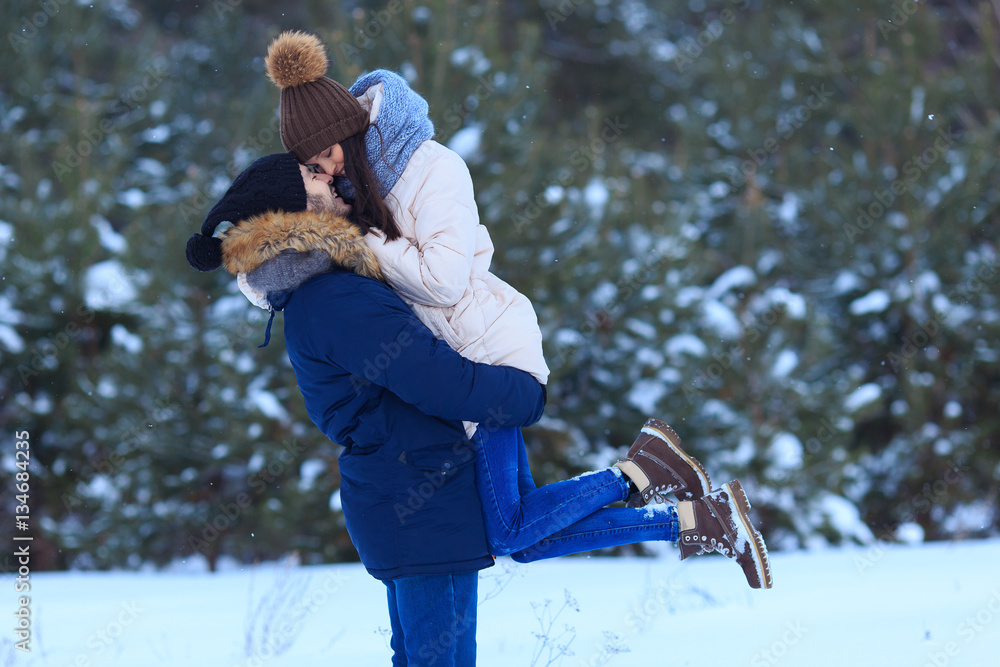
336;69;435;199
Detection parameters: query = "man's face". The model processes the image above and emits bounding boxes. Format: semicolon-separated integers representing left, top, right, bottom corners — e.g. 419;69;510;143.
299;163;351;216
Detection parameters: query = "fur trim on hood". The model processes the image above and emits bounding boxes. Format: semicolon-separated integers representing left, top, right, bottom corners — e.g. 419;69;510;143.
219;209;383;282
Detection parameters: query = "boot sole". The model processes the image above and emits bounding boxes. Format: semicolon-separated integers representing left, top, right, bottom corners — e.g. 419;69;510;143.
642;419;712;500
725;480;773;589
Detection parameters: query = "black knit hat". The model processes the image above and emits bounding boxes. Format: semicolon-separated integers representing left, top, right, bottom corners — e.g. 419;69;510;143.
186;153;306;272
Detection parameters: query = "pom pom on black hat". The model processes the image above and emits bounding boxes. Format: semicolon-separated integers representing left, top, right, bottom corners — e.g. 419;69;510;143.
186;233;223;272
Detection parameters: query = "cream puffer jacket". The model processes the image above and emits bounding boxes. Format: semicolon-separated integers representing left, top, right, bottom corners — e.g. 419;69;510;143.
366;137;550;400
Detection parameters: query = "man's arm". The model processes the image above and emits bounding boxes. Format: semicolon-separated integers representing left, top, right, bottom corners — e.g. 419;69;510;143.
297;273;545;428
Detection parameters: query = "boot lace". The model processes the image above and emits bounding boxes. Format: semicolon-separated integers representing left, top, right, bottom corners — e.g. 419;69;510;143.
647;483;679;504
682;534;733;557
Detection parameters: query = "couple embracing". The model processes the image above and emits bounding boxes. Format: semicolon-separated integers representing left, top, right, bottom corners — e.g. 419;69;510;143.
185;30;771;666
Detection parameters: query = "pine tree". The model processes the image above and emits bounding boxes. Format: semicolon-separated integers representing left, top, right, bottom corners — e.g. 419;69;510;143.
2;0;997;570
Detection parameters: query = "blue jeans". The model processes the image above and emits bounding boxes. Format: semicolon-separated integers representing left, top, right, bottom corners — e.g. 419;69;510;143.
472;427;679;562
384;572;478;666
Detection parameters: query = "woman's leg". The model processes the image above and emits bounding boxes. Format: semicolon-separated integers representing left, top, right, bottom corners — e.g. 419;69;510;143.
481;427;771;587
509;504;679;563
508;483;773;591
514;430;538;496
473;427;631;556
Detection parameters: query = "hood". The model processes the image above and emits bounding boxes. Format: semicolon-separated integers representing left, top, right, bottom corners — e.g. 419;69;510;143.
219;208;383;284
337;69;434;199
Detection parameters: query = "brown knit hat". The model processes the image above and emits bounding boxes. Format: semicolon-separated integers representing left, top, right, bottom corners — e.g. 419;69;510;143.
264;30;370;162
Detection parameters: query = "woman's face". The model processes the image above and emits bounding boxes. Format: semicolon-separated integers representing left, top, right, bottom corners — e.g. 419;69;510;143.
305;143;346;177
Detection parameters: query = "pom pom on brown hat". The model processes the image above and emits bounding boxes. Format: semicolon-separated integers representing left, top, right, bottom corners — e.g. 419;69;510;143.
265;30;370;162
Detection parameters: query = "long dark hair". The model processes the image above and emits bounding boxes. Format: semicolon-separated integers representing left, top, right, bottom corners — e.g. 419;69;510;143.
340;129;402;241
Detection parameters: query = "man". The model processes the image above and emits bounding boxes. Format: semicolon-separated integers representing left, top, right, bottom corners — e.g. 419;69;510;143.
186;152;545;665
186;151;774;665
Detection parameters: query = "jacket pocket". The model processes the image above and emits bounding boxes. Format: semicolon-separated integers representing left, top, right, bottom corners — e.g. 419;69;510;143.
392;445;478;528
402;445;474;475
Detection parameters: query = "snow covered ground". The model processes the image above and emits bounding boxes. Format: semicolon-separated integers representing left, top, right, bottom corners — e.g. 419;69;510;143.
4;538;999;666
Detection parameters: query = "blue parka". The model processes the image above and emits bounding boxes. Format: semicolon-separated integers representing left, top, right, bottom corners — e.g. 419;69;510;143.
219;208;546;580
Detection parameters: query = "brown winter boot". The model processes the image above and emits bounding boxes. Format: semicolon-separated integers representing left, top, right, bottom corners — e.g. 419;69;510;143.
676;480;773;589
614;418;712;507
